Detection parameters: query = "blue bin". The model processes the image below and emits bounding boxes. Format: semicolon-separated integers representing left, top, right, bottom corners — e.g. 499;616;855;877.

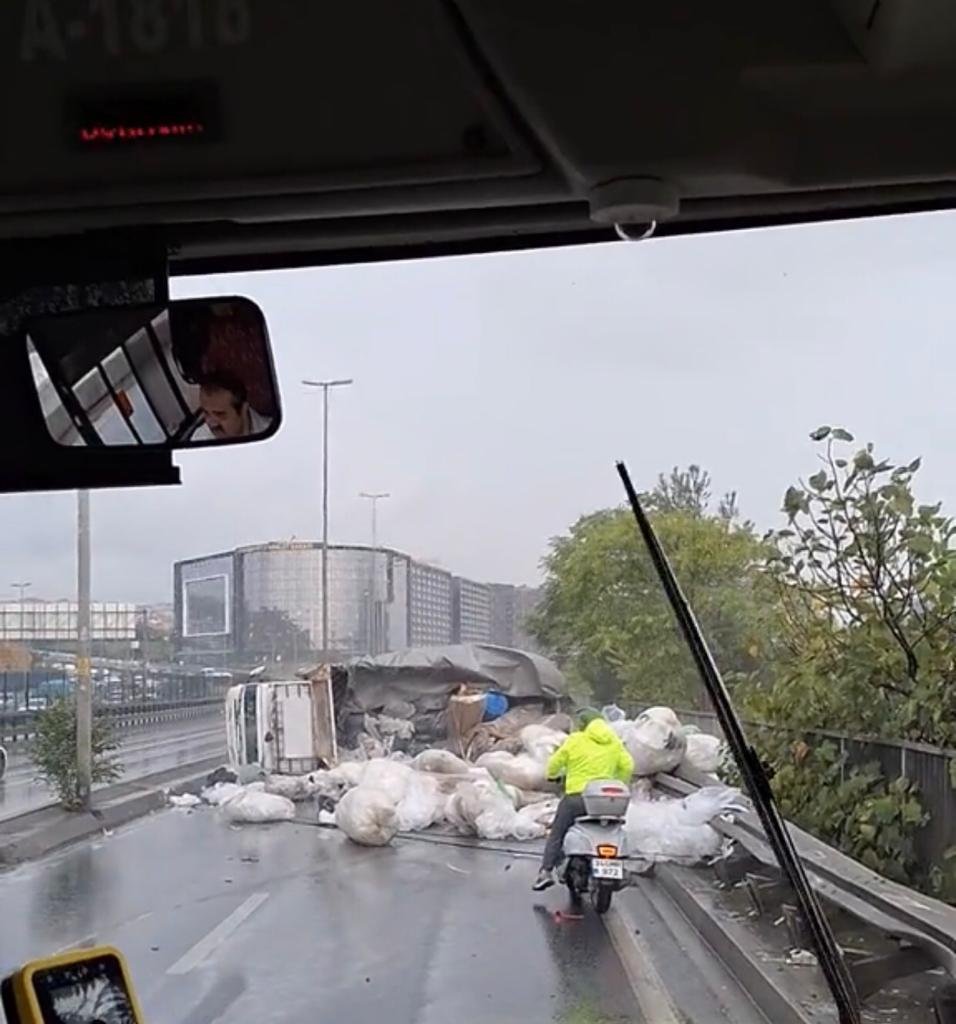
483;691;509;721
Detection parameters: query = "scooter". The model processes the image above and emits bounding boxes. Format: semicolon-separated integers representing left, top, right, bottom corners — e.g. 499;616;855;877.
560;778;651;914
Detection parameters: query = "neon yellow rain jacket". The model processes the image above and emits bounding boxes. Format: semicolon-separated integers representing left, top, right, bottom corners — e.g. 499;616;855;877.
546;718;634;795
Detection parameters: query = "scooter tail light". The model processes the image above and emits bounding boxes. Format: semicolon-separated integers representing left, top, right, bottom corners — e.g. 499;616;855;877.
597;844;618;858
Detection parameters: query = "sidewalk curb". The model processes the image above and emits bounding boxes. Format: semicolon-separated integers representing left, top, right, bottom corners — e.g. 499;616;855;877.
0;756;223;867
604;898;683;1024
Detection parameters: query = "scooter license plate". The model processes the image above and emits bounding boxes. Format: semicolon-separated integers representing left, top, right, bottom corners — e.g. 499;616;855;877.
591;859;624;880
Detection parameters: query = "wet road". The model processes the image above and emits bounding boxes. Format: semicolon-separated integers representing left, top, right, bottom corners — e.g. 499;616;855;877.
0;717;225;821
0;808;645;1024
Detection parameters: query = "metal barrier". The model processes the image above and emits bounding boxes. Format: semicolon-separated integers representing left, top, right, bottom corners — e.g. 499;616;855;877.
636;705;956;880
0;696;223;744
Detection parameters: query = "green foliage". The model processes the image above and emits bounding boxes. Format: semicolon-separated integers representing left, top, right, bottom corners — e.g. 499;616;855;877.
528;471;775;706
30;698;123;809
750;428;956;746
724;729;929;886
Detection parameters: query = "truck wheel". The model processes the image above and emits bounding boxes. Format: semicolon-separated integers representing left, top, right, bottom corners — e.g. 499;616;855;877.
593;884;613;915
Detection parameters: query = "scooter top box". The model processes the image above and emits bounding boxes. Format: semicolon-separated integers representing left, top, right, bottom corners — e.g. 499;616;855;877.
581;780;630;818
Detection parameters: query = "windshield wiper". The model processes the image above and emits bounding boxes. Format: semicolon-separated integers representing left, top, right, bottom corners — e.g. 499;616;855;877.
616;461;862;1024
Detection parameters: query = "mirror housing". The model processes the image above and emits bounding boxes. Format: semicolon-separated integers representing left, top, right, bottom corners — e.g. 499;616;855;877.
25;297;280;450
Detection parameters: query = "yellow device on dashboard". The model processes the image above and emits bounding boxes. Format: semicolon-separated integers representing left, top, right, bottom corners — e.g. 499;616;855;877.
1;945;145;1024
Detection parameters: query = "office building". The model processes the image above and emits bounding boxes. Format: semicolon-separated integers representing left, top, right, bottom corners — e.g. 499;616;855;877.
451;576;491;643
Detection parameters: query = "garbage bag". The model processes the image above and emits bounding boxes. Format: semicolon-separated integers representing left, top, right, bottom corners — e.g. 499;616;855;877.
169;793;201;808
616;709;686;776
601;704;626;723
335;786;399;846
334;761;369;788
201;781;244;806
541;712;574;734
682;733;723;774
382;699;416;720
519;725;567;763
624;786;743;862
264;774;319;802
361;759;413;803
475;750;516;772
367;713;415;741
513;798;559;840
220;788;296;824
492;753;548;792
413;749;470;775
395;773;444;832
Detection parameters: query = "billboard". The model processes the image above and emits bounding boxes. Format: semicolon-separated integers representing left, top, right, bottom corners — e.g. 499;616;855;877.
183;575;229;637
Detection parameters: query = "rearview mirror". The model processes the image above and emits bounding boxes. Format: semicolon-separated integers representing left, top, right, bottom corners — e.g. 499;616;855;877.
25;297;280;449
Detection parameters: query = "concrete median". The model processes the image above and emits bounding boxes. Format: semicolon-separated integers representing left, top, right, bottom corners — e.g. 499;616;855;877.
0;755;223;867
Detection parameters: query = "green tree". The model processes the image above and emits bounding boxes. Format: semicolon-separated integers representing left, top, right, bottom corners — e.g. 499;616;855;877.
745;426;956;746
529;486;774;707
30;698;123;809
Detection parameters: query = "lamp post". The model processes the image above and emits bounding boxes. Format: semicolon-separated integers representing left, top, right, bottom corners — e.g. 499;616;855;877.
302;379;353;656
359;492;389;654
76;489;92;809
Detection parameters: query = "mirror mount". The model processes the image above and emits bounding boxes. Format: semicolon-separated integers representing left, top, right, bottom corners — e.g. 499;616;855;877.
0;229;181;492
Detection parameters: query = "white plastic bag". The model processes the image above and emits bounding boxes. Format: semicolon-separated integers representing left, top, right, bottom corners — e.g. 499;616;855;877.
602;704;626;723
264;774;318;802
475;751;516;772
512;799;558;840
624;786;743;862
201;781;244;806
169;792;201;808
481;752;547;791
682;733;723;774
395;773;443;832
332;761;368;788
220;788;296;824
618;709;687;776
360;759;412;803
519;725;567;763
413;749;470;775
336;786;399;846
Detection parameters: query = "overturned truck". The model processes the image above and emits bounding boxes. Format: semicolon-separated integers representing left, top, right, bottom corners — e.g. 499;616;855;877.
328;642;569;758
225;643;569;775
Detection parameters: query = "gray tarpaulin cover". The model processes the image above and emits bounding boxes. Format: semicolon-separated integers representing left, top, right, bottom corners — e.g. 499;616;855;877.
345;644;568;712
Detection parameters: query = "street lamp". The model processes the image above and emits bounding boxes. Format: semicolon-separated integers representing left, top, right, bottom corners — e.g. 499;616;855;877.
302;378;354;656
359;492;390;654
11;581;31;642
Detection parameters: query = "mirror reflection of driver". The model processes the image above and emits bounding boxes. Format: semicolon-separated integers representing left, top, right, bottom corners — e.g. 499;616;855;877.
195;370;272;440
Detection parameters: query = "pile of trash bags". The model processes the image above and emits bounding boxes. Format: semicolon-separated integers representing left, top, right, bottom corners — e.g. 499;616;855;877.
182;705;735;864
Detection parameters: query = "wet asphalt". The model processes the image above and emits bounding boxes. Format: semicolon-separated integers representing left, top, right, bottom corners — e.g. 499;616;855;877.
0;717;225;820
0;807;645;1024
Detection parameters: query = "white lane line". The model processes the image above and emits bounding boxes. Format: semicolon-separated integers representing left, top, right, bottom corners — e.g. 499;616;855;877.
604;904;681;1024
166;892;270;976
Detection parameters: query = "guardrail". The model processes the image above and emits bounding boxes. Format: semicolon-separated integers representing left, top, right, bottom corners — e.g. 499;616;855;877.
0;696;223;745
634;705;956;880
657;765;956;1018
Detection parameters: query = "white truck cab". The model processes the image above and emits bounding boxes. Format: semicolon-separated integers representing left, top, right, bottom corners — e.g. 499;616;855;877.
225;677;337;776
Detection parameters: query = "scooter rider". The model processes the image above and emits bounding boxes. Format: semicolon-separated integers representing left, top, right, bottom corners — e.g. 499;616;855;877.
532;707;634;891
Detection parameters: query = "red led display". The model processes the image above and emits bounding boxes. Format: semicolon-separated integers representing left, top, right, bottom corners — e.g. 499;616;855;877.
78;120;206;145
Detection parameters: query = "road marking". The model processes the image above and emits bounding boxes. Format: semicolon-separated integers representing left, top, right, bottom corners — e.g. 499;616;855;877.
166;892;269;976
604;904;681;1024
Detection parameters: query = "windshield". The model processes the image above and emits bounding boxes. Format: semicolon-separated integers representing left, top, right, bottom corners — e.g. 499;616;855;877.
2;212;955;1023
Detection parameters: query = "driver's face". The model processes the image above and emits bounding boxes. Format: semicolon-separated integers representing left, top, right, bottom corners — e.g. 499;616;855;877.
199;386;246;438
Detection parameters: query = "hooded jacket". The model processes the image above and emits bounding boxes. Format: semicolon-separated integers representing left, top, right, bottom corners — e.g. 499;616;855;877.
545;718;634;795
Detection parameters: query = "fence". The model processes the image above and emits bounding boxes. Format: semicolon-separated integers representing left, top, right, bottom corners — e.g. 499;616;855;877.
0;696;223;745
0;668;229;710
0;668;231;745
653;706;956;876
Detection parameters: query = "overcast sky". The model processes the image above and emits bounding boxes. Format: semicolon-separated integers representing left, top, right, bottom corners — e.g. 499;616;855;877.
3;209;955;604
